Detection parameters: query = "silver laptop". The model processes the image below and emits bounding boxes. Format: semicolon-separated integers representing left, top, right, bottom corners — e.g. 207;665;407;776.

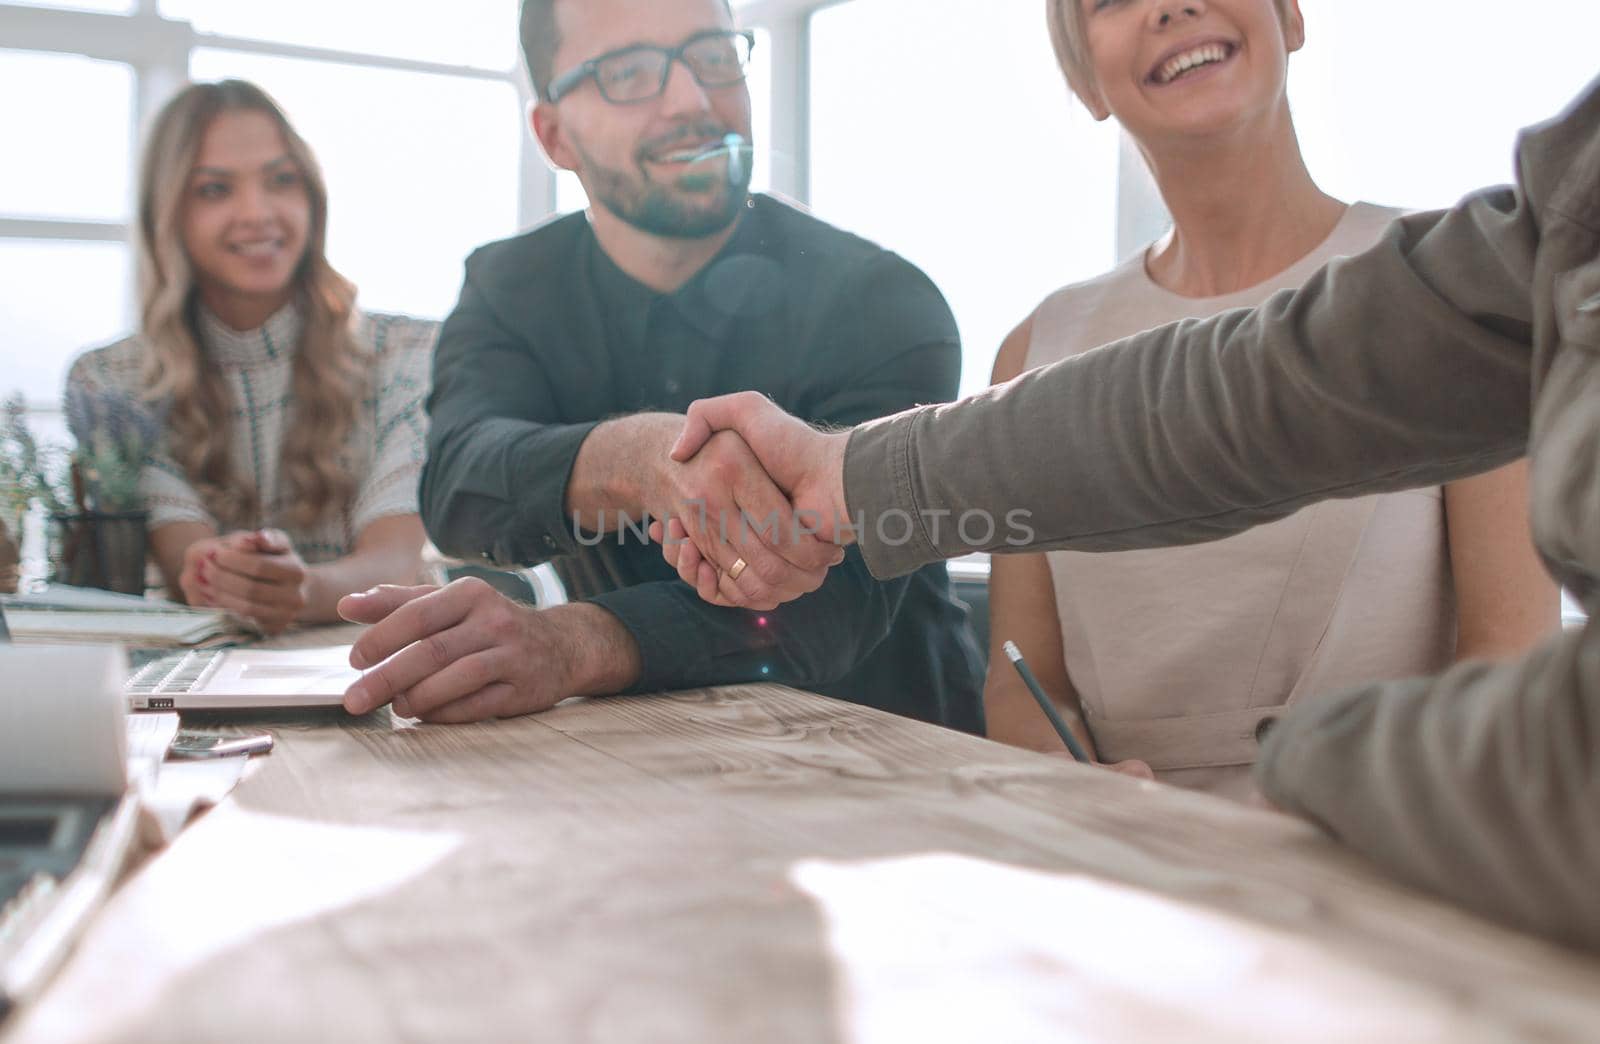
0;637;142;1020
125;644;360;710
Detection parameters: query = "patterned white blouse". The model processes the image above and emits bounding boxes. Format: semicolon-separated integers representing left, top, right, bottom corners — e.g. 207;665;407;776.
66;302;437;564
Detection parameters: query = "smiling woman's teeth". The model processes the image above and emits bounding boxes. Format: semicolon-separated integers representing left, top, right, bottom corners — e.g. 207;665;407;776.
1156;44;1231;85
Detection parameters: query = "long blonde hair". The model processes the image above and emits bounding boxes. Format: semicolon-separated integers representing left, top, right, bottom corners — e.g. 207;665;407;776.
136;79;370;531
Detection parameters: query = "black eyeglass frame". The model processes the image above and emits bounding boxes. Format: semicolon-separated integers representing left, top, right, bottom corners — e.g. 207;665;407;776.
545;29;757;105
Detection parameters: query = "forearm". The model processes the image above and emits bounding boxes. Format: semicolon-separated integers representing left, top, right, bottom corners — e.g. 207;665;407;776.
564;413;683;534
1452;583;1562;663
301;516;427;623
1257;619;1600;951
845;196;1537;578
982;552;1091;753
149;521;217;601
545;601;644;696
983;672;1097;756
1445;462;1562;663
421;415;600;566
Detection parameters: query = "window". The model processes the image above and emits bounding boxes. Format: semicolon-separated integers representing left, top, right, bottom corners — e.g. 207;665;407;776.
0;49;134;222
0;2;535;423
808;0;1120;399
4;0;130;12
0;46;135;414
189;49;523;318
160;0;519;71
1288;0;1600;210
0;239;131;407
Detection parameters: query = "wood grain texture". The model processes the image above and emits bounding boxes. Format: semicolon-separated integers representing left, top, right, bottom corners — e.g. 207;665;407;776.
5;627;1599;1042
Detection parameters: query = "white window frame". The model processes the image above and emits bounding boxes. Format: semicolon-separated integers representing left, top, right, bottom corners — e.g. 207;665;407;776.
0;0;1155;453
0;0;820;405
0;1;821;248
0;1;533;429
0;0;1157;362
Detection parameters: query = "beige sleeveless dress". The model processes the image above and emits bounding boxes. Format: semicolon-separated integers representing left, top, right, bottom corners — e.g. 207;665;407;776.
1025;203;1456;800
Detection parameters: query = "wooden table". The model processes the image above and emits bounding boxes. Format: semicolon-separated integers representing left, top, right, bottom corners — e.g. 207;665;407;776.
5;657;1599;1041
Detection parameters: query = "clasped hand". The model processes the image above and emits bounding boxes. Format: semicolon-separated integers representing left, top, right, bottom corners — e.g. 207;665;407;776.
179;527;310;635
650;392;854;610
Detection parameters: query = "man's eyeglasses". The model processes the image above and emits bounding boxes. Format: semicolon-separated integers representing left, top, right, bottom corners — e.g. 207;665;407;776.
546;29;756;105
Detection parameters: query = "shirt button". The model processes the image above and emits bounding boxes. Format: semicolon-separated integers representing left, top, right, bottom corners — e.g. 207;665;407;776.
543;535;557;549
1254;716;1279;744
481;549;494;561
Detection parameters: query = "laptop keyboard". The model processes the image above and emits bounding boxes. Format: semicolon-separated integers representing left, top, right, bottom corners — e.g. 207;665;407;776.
1;798;123;1013
0;872;57;950
126;647;225;696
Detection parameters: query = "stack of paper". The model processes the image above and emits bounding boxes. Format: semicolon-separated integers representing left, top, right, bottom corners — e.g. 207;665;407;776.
5;610;227;646
3;584;229;647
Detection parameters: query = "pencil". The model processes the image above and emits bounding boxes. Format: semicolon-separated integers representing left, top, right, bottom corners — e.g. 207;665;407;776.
1003;640;1091;763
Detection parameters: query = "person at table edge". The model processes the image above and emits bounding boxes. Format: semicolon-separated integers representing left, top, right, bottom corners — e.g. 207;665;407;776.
659;77;1600;953
337;0;984;732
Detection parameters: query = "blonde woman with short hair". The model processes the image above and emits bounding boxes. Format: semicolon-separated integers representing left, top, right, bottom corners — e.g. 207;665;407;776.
67;80;435;634
982;0;1560;798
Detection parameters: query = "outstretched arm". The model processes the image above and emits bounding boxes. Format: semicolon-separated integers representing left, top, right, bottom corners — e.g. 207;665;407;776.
843;191;1536;577
667;187;1538;608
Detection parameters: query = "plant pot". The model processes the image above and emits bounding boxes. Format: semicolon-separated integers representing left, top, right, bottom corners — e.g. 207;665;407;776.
52;511;149;595
0;515;18;594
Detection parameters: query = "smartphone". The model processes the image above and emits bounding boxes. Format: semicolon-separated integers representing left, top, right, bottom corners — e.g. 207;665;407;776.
168;731;274;760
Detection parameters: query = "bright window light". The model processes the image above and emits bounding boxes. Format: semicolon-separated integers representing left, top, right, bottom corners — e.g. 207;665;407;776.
1289;0;1600;209
190;49;524;319
2;0;132;12
162;0;521;71
0;49;134;222
0;239;131;407
809;1;1120;399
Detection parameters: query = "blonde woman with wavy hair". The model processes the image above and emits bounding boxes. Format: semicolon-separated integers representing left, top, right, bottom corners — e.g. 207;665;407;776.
979;0;1560;799
67;79;436;634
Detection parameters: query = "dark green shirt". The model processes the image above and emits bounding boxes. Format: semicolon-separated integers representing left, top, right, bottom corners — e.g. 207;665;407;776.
421;195;984;732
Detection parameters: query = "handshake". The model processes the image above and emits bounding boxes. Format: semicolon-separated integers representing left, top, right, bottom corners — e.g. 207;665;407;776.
645;392;858;611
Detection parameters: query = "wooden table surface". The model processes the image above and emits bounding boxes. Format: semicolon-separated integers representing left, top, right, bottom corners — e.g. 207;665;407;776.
5;635;1599;1042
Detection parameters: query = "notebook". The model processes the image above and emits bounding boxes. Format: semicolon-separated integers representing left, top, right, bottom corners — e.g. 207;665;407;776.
3;585;228;647
5;609;227;647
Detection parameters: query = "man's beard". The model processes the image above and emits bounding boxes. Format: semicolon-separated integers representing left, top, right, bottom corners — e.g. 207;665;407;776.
577;123;753;240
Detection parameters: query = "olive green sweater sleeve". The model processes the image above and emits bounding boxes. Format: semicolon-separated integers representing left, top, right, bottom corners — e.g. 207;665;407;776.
1255;619;1600;950
843;187;1537;577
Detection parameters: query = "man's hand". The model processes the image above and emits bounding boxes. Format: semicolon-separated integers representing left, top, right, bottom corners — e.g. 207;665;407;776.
571;413;842;611
180;528;310;635
337;577;642;723
655;393;854;609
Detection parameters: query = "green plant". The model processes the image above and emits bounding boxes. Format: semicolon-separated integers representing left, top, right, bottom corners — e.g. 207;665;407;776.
63;384;161;514
0;393;70;536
